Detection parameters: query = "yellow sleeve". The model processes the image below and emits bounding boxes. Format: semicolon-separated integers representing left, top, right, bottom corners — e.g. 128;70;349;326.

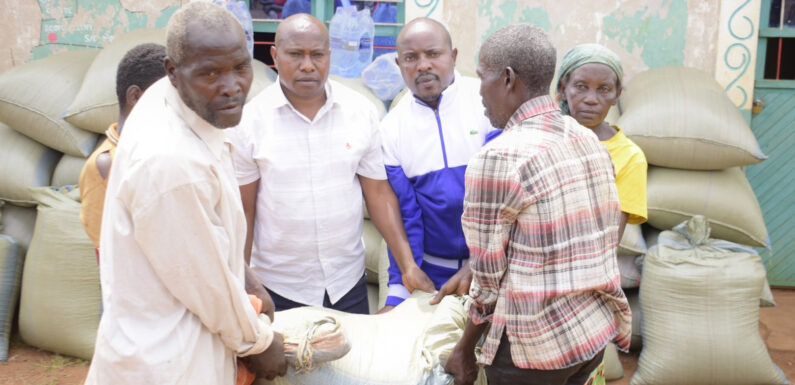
615;153;648;224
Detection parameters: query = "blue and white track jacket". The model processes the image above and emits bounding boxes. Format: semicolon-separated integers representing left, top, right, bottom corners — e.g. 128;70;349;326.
380;74;495;304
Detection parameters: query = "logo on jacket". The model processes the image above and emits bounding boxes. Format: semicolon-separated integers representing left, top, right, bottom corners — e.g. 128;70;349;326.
469;130;479;135
345;142;351;150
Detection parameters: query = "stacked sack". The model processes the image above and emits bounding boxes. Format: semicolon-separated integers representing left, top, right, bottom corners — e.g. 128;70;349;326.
0;27;279;361
608;67;781;384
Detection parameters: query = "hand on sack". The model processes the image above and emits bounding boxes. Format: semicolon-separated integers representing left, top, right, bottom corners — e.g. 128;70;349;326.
402;264;436;293
445;343;479;385
430;263;472;305
243;332;288;380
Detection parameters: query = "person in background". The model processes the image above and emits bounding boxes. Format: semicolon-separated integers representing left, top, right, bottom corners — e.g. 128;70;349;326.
228;14;416;314
444;24;631;385
378;17;494;312
556;43;647;240
83;3;285;384
79;43;166;250
555;42;648;385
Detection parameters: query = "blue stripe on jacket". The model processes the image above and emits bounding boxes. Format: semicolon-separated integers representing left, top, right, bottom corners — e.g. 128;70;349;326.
385;164;469;287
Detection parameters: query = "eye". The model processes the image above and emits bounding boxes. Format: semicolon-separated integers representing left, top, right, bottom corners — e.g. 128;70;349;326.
402;54;416;63
575;83;587;91
428;51;440;58
312;52;326;59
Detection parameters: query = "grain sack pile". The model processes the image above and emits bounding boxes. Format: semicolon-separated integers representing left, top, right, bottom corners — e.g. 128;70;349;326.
631;216;788;385
257;292;486;385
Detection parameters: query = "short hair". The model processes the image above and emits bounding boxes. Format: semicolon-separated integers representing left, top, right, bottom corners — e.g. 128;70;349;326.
166;2;242;64
400;17;453;49
480;24;556;97
115;43;166;108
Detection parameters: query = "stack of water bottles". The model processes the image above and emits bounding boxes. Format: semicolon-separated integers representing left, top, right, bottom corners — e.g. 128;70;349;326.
329;0;375;78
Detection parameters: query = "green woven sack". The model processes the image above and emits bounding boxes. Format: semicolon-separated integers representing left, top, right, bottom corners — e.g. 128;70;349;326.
64;29;166;134
18;186;100;360
0;235;22;361
617;66;765;170
631;216;788;385
0;49;99;156
0;122;61;206
646;166;768;247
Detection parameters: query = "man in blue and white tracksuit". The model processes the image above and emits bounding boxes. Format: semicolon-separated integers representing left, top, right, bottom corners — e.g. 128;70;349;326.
379;18;496;310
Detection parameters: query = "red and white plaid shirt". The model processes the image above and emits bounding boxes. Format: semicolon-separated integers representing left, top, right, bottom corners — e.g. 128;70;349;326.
464;96;631;370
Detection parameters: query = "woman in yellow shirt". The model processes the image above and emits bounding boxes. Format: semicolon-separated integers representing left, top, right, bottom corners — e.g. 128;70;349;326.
556;44;648;385
556;43;648;241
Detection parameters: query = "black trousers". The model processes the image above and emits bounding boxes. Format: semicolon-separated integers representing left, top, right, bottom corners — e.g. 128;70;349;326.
265;274;369;314
485;333;605;385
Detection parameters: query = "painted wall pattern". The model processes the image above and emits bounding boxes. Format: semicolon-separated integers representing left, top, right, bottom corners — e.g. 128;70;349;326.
0;0;181;73
714;0;761;113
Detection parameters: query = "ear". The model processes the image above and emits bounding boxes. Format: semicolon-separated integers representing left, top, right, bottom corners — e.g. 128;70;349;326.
451;47;458;65
164;56;178;87
270;45;279;69
614;84;623;103
504;66;517;90
125;85;144;109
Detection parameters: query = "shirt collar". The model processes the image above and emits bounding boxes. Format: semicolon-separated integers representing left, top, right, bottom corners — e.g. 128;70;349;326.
504;95;560;131
164;82;228;160
267;78;337;121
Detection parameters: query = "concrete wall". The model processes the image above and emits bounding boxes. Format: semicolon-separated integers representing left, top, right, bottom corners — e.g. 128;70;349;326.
0;0;181;73
408;0;761;114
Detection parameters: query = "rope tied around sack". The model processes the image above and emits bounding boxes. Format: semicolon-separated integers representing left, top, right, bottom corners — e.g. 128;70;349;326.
294;316;337;373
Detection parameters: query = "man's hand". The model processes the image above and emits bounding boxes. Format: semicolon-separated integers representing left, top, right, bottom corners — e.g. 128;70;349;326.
445;343;479;385
242;332;288;380
245;265;274;321
430;263;472;305
403;264;435;293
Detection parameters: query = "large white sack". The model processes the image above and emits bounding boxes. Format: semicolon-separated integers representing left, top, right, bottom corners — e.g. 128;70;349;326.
63;29;166;133
0;122;61;206
0;235;22;361
51;154;87;187
18;186;101;360
617;66;765;170
0;49;99;157
646;166;768;247
257;292;486;385
0;203;37;253
631;216;788;385
362;219;386;285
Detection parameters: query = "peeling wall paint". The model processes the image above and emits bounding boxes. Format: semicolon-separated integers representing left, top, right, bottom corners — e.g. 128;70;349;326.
409;0;721;85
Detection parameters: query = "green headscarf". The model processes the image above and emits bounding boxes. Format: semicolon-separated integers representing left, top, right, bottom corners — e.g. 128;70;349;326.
556;43;623;115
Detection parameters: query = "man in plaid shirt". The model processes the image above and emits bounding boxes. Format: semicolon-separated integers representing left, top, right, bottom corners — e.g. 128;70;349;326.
445;24;632;385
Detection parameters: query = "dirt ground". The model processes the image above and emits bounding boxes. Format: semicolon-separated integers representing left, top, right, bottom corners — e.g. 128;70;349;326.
1;289;793;385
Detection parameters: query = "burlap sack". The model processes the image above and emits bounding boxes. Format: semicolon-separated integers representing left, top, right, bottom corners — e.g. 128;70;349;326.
0;235;22;361
646;166;768;247
0;122;61;206
619;223;646;256
631;216;788;385
18;186;101;360
617;66;765;170
0;204;37;253
64;29;166;133
51;154;87;187
0;49;99;156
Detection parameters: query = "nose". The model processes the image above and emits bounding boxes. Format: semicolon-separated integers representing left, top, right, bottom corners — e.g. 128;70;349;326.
583;90;599;105
418;54;432;72
299;53;315;72
219;72;243;97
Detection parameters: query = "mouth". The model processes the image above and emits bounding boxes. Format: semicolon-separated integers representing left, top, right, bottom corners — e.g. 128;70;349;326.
296;78;319;84
416;74;439;86
217;100;244;113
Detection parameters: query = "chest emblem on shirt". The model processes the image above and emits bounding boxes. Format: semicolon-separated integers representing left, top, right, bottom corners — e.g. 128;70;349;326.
470;130;479;135
346;142;351;150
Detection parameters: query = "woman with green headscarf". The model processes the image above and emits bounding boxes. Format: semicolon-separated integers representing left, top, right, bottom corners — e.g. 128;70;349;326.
556;43;648;385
